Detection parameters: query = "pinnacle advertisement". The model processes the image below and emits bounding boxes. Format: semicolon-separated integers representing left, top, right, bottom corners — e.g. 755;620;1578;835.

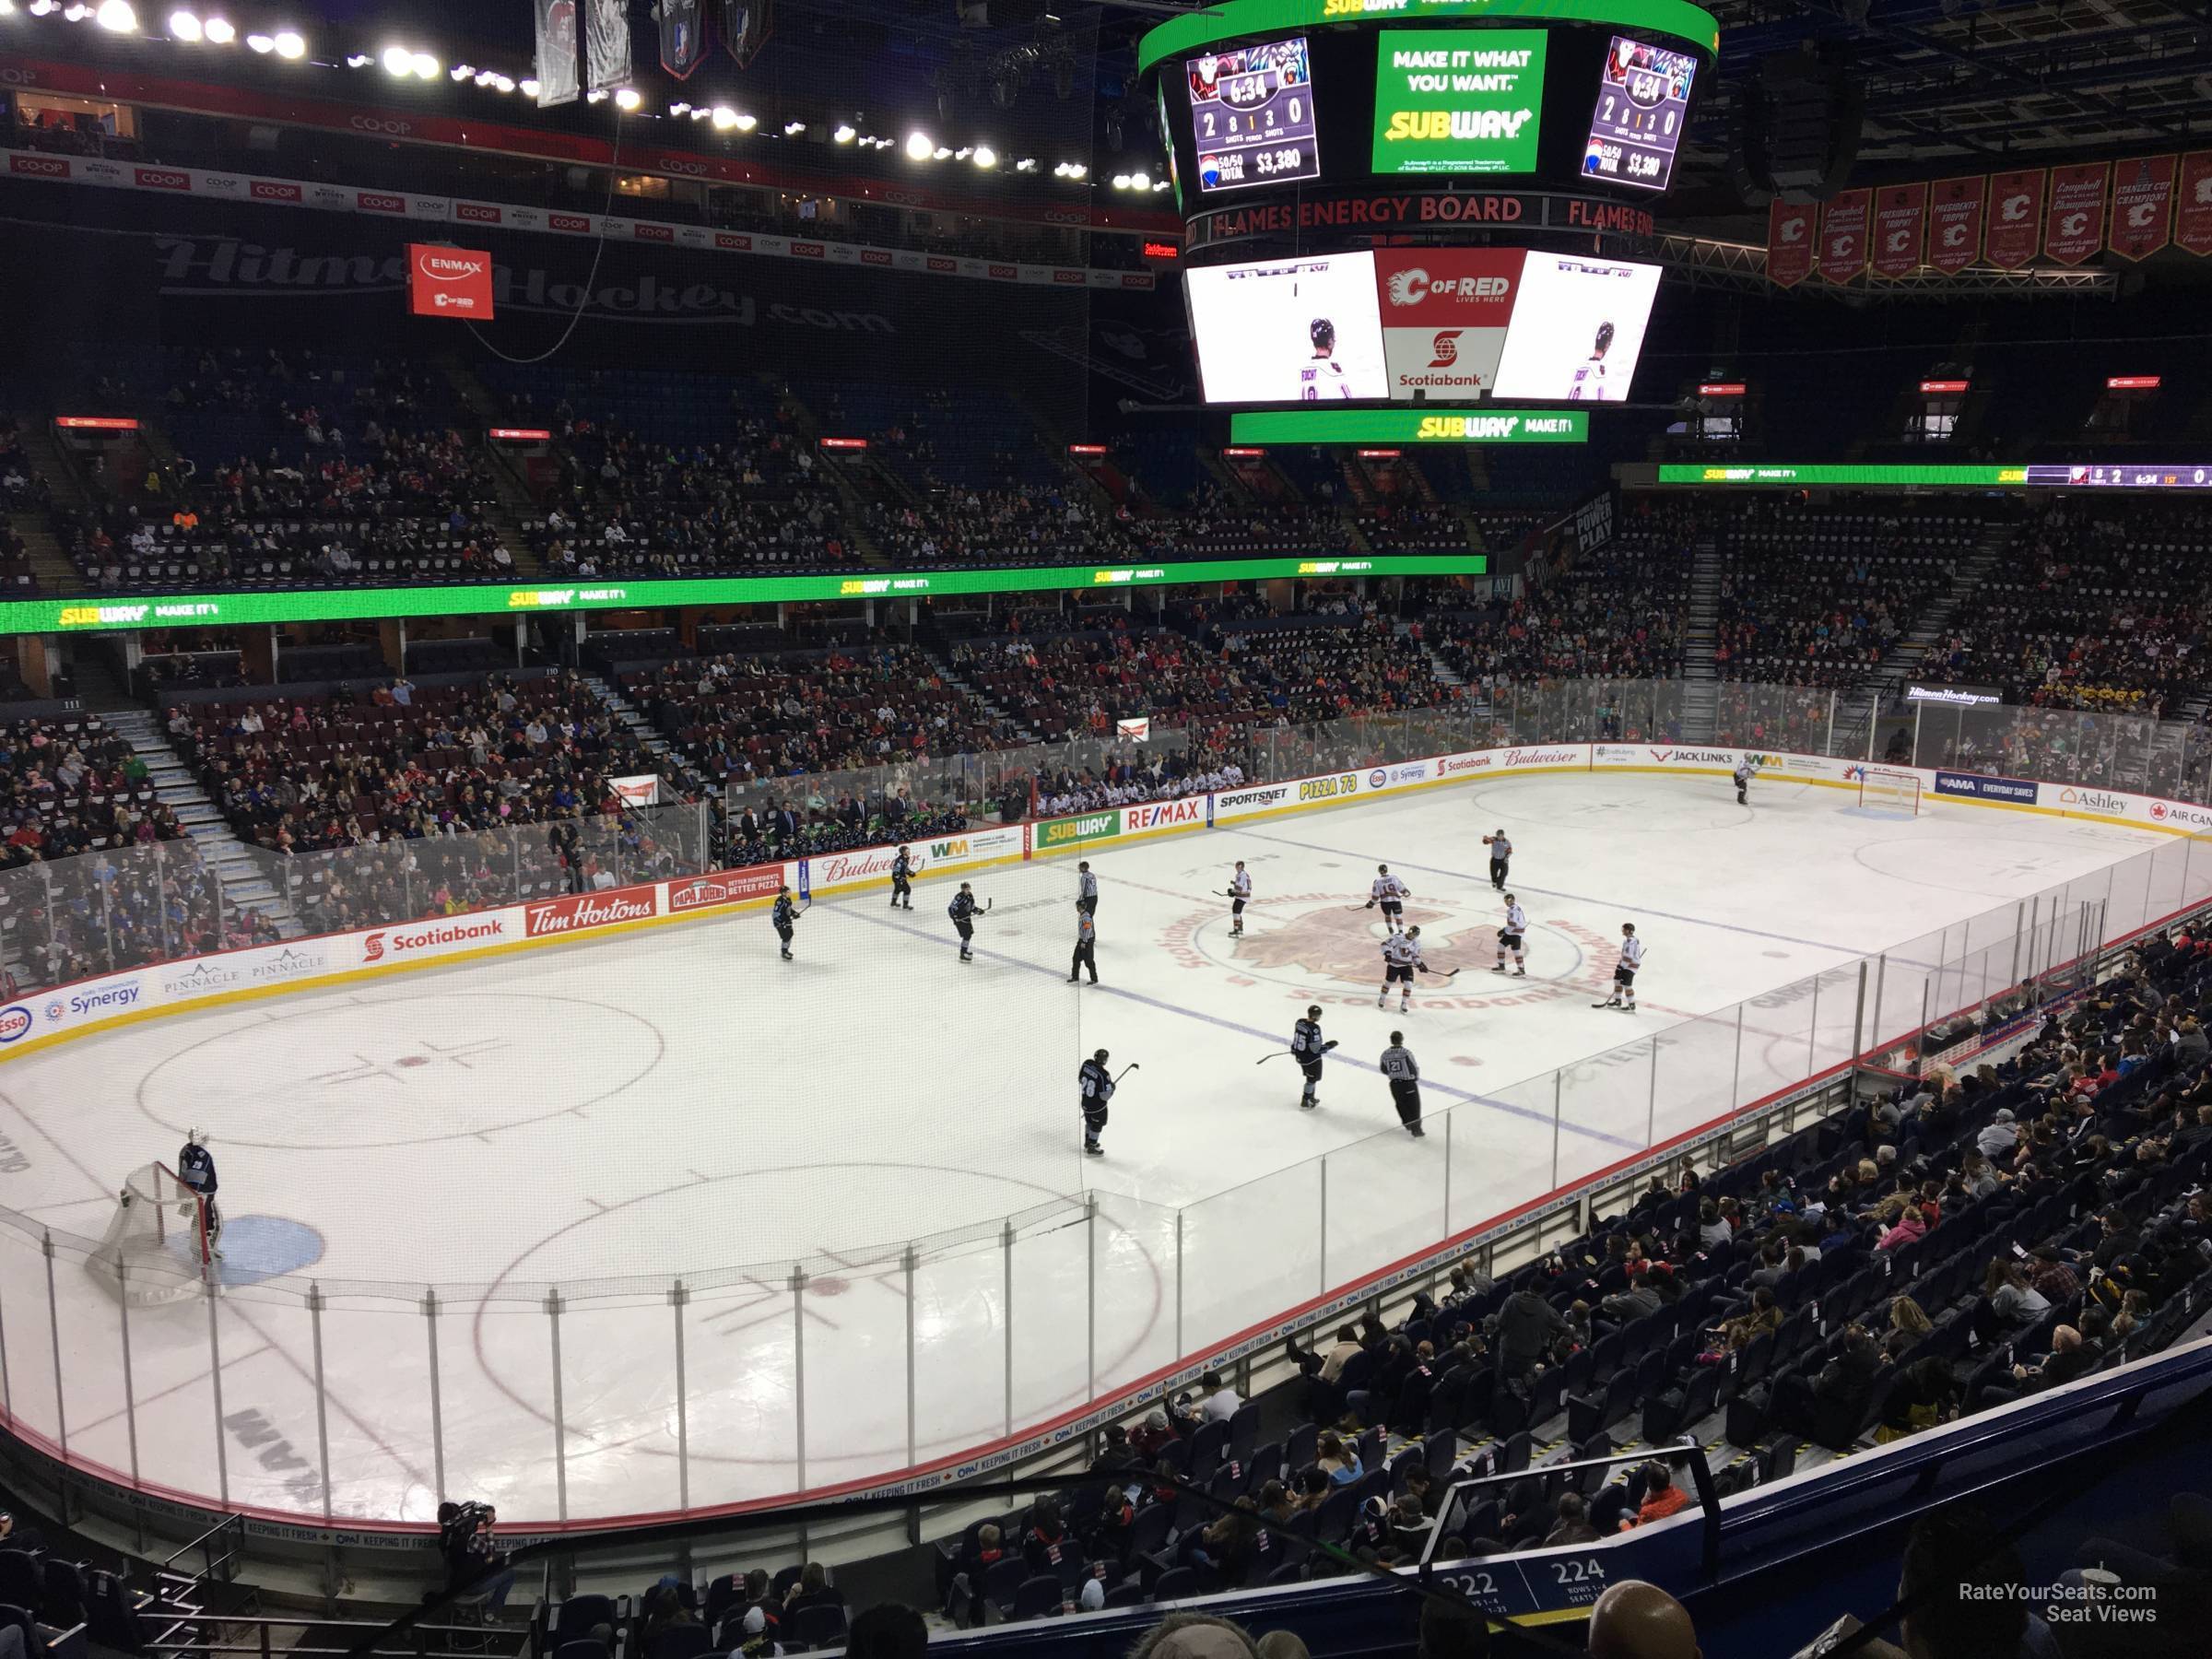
1371;29;1548;175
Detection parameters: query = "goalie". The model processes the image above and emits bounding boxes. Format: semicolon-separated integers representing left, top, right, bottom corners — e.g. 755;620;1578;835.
177;1130;223;1260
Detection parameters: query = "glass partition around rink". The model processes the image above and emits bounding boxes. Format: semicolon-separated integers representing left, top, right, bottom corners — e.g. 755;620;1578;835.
1;682;2209;1524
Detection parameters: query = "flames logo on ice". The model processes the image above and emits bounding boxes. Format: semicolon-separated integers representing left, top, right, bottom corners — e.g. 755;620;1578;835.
1231;902;1493;987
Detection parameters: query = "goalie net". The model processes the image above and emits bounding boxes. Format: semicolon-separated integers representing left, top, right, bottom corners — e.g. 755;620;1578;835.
1859;768;1923;817
86;1163;211;1305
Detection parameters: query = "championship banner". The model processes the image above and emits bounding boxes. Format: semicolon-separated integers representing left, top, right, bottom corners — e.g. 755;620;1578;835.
1766;198;1815;288
1871;183;1926;279
2179;152;2212;259
2043;161;2109;265
2108;155;2175;261
584;0;633;95
1926;175;1984;275
719;0;770;67
1815;188;1870;283
533;0;580;108
1984;168;2045;270
1372;248;1523;399
659;0;709;79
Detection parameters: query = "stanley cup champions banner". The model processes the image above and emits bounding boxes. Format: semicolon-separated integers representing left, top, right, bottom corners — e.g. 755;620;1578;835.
659;0;710;78
585;0;635;95
535;0;581;108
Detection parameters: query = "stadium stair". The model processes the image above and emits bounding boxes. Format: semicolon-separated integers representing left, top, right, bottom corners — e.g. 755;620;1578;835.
1402;622;1466;691
1865;520;2014;697
1679;535;1723;741
101;707;302;937
438;363;547;578
6;512;80;595
575;671;708;794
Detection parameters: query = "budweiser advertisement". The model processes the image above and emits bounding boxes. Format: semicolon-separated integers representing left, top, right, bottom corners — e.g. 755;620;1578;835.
2181;152;2212;258
2109;154;2177;261
2042;162;2109;266
1870;183;1926;280
1815;189;1871;283
1926;176;1986;275
1766;198;1816;288
1371;249;1523;399
406;243;496;318
524;888;659;938
1985;169;2045;270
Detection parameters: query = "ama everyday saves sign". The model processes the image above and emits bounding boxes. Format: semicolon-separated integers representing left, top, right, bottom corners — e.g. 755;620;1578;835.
1372;29;1547;176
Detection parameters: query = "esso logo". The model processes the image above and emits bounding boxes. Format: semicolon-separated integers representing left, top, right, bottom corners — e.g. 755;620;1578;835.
0;1007;31;1044
351;115;415;136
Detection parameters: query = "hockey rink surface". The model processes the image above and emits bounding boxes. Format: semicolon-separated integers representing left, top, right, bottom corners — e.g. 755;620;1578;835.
0;771;2189;1524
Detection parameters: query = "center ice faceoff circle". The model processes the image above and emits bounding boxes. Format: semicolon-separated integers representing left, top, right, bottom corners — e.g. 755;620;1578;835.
137;993;666;1148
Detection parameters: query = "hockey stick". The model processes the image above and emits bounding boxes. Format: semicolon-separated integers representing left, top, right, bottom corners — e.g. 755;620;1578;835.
1421;966;1461;980
1255;1050;1297;1065
1112;1063;1141;1083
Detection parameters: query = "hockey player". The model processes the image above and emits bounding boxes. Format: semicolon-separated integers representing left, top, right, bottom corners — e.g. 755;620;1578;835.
1484;830;1512;890
1291;1005;1336;1111
177;1130;223;1258
948;882;983;962
1380;1034;1424;1137
1077;861;1099;918
889;845;917;910
1300;319;1353;401
1367;865;1410;933
1227;861;1253;937
771;886;799;961
1078;1048;1114;1157
1069;910;1099;985
1596;922;1646;1011
1378;924;1442;1014
1493;895;1529;977
1568;320;1616;402
1733;759;1755;806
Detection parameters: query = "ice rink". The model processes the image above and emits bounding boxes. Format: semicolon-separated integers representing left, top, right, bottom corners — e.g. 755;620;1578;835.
0;769;2186;1523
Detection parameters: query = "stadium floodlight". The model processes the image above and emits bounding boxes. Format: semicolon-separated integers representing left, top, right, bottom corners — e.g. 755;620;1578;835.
954;146;971;159
734;112;757;130
344;53;371;67
28;2;55;16
1015;157;1037;171
669;100;690;115
64;2;89;18
520;77;540;97
272;28;300;57
450;63;474;80
1129;170;1149;189
201;12;230;39
972;145;996;169
710;105;738;129
410;50;436;76
904;130;934;160
166;6;196;35
95;0;135;29
614;87;641;111
832;123;855;143
246;32;273;53
585;88;607;102
784;120;805;135
933;146;952;159
381;44;412;76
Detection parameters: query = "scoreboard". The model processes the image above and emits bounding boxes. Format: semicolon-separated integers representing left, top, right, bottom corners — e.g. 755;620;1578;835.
1582;35;1698;191
1188;38;1324;194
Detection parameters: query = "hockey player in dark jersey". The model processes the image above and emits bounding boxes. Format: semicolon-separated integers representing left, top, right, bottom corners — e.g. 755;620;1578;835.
178;1130;223;1258
1078;1049;1115;1157
771;887;799;961
1291;1005;1336;1111
890;845;917;910
948;882;984;961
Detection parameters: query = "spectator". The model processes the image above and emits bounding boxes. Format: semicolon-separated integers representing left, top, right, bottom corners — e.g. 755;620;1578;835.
1495;1283;1568;1382
1198;1369;1243;1424
1621;1464;1691;1531
1587;1580;1701;1659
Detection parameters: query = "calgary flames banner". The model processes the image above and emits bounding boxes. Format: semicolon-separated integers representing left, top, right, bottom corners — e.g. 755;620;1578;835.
1870;183;1926;279
1766;198;1816;288
2174;152;2212;259
1925;175;1984;275
1815;189;1871;283
2043;161;2109;265
1984;168;2045;269
2108;155;2175;261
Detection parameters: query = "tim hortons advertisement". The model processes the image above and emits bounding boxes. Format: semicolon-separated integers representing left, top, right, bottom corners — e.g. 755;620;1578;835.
523;888;659;938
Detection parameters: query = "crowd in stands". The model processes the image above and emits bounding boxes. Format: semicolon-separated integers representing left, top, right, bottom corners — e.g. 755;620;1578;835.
1712;501;1958;688
531;419;855;577
169;671;683;856
866;480;1140;569
0;414;46;516
1425;531;1691;688
1923;500;2212;718
1356;503;1468;554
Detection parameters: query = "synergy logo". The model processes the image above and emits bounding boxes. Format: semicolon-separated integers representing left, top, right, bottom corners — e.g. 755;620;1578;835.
65;982;143;1018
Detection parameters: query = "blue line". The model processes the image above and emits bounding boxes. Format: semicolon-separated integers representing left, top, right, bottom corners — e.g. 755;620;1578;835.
829;901;1641;1152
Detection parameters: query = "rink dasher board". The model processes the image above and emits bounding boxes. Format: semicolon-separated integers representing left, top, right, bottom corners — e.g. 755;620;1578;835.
3;742;2206;1066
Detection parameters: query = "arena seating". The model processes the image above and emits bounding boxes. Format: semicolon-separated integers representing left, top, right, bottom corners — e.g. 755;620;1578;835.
867;481;1135;570
1424;525;1691;685
1713;500;1968;688
804;382;1063;494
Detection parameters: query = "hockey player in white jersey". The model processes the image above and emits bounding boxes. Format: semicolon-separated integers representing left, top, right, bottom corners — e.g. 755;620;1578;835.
1733;759;1755;806
1226;861;1253;937
1567;321;1616;402
1595;922;1646;1011
1492;895;1529;976
1366;865;1411;933
1300;318;1354;401
1379;924;1452;1013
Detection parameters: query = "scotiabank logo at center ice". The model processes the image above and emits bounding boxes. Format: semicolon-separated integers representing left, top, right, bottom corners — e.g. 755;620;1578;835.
361;917;509;963
525;890;658;937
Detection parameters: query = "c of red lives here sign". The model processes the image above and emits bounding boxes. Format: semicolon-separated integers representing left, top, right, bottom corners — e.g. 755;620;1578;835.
406;243;496;319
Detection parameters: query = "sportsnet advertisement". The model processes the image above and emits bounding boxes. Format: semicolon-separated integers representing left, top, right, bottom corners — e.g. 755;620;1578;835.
1183;252;1387;404
1373;249;1520;399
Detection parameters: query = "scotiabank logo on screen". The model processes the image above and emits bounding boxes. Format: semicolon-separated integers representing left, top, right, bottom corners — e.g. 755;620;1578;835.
361;919;506;963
